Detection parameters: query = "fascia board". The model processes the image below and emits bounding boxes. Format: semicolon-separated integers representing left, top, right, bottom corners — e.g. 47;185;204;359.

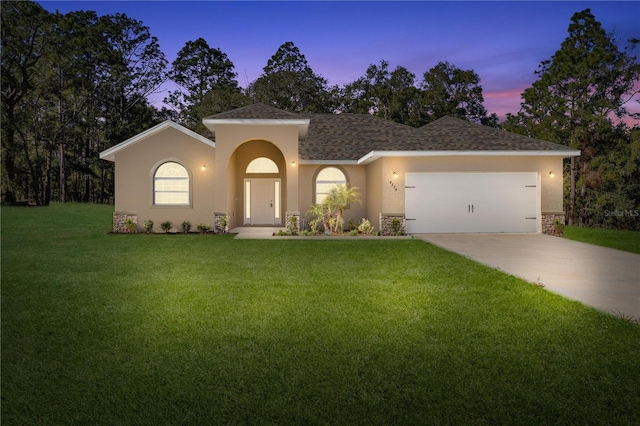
202;118;310;139
297;160;360;165
357;149;582;165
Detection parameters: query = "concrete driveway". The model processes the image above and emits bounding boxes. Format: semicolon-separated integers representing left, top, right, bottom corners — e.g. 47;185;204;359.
417;234;640;319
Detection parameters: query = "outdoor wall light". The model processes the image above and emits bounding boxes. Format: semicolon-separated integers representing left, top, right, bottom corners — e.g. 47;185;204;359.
201;164;207;171
291;161;297;167
549;171;555;178
393;171;398;178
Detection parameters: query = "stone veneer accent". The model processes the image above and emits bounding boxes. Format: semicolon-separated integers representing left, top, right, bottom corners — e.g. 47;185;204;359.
542;212;565;236
113;212;138;233
214;212;228;234
285;211;301;234
379;213;406;236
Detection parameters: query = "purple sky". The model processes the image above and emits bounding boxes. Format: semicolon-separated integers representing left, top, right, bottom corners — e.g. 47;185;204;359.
39;1;640;122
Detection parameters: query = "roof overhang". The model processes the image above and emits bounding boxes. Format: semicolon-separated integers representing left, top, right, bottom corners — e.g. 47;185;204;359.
202;118;310;140
298;159;359;165
357;149;581;165
99;120;215;162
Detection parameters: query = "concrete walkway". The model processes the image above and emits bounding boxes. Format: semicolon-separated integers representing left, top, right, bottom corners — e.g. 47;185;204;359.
417;234;640;319
230;227;279;239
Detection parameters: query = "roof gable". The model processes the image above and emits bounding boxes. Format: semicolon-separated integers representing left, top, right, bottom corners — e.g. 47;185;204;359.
415;116;572;151
300;113;420;161
204;103;301;120
202;103;310;139
99;120;215;162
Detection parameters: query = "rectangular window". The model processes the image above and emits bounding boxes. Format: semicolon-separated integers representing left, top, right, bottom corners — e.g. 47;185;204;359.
154;178;189;205
245;181;251;219
274;181;280;219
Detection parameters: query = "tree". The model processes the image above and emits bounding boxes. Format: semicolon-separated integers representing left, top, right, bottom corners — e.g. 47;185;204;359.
248;41;331;112
1;0;51;204
1;2;165;205
420;61;489;124
343;60;422;126
504;8;640;227
165;38;238;128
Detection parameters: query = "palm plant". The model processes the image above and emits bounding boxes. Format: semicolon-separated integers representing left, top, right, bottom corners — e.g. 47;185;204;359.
327;184;361;233
305;203;326;234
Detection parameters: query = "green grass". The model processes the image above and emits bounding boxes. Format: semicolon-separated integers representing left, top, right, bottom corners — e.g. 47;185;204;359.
2;203;639;424
564;225;640;254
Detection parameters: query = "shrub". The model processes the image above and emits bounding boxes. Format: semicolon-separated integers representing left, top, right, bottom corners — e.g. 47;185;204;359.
348;218;358;231
349;229;358;236
391;217;402;235
553;219;565;237
182;221;192;233
125;218;137;234
277;229;287;236
143;219;154;233
196;223;210;234
160;221;173;233
288;215;299;236
218;216;228;234
358;218;374;235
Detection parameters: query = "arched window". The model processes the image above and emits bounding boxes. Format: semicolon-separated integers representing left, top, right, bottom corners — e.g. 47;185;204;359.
246;157;279;173
154;162;189;205
315;167;347;204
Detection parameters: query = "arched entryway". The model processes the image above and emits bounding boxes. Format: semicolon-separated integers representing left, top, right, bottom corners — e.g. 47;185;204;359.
230;140;286;226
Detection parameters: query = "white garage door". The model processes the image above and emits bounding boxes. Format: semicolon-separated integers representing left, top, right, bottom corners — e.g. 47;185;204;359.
405;173;538;233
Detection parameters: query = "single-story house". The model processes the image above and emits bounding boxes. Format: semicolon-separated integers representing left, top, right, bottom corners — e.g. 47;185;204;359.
99;103;580;234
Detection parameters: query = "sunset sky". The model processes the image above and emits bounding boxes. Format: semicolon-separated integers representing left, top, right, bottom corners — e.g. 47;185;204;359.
38;1;640;121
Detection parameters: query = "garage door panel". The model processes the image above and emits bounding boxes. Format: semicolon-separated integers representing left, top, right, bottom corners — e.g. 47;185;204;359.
405;173;538;234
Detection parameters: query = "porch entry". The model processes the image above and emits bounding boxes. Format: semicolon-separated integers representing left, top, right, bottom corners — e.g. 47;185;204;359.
244;178;281;225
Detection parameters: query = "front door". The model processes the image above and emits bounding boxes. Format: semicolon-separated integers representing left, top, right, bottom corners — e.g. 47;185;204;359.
244;178;281;225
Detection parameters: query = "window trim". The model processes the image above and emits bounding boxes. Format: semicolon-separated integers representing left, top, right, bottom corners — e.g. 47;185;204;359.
313;166;348;205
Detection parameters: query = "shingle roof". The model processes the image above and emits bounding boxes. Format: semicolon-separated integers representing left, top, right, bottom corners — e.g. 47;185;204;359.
300;113;422;161
415;116;570;151
205;103;301;120
203;104;577;161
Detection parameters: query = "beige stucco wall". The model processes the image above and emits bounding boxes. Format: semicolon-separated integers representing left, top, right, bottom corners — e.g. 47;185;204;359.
365;160;383;230
113;126;216;231
213;124;299;229
111;121;567;234
373;155;565;219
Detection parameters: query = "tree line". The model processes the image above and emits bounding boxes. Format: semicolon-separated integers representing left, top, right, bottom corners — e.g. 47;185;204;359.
2;2;639;229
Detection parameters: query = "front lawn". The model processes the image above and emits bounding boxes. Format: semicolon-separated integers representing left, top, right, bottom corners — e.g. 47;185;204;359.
2;204;639;424
564;225;640;254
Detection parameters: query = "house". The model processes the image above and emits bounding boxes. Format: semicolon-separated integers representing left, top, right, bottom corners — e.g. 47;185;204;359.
99;103;580;234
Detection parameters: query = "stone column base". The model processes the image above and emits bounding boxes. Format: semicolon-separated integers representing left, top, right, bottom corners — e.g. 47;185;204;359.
285;211;301;234
214;212;228;234
113;212;138;233
542;213;565;236
379;213;406;236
